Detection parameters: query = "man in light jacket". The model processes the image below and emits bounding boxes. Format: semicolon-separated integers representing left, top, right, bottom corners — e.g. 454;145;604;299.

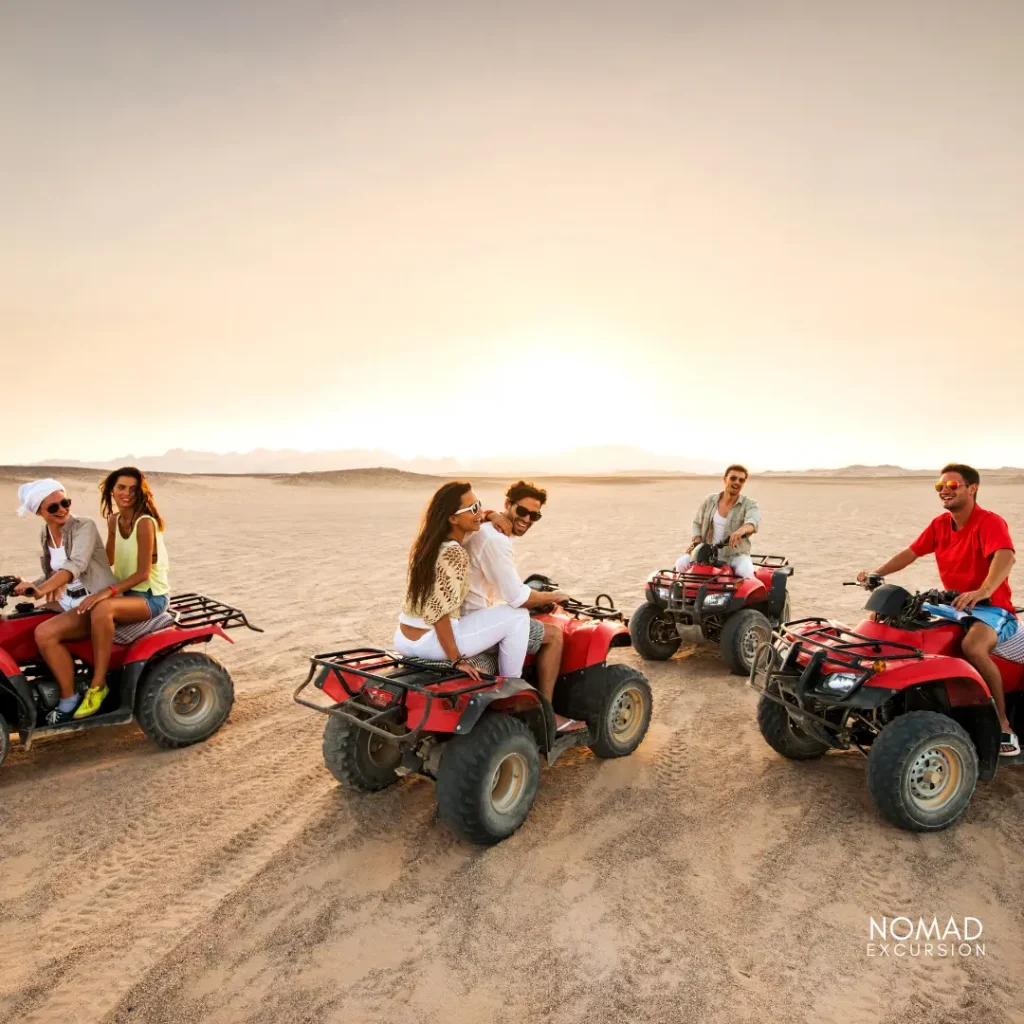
675;465;761;579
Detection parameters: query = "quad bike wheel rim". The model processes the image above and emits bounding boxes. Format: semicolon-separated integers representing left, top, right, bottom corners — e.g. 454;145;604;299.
168;672;219;730
490;752;529;815
365;728;401;769
648;614;678;646
907;744;964;812
610;685;647;745
741;623;771;666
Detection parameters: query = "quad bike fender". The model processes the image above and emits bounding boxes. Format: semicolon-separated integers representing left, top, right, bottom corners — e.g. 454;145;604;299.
120;623;233;666
559;618;631;675
0;655;36;740
454;678;553;750
732;577;767;603
878;656;991;706
767;568;792;619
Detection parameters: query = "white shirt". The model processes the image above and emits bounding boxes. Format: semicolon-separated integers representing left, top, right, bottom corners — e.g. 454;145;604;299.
462;523;532;614
48;541;88;611
711;511;729;545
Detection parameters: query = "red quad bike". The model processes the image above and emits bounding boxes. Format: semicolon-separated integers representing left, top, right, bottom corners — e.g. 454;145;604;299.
631;541;794;675
749;575;1024;832
0;575;262;769
294;575;653;846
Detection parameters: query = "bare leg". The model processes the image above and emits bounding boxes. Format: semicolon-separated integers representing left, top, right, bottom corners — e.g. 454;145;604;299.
89;596;152;689
535;621;564;702
34;611;92;698
961;621;1010;731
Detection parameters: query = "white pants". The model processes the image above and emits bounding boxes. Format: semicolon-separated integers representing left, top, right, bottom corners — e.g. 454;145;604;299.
393;604;531;678
675;548;756;579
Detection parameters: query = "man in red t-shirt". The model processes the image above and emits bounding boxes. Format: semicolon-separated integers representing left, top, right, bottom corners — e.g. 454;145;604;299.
857;463;1020;755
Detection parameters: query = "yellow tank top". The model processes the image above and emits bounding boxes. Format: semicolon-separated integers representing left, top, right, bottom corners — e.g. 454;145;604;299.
113;514;170;596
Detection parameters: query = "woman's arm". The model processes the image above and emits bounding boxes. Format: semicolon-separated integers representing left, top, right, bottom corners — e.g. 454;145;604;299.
432;615;461;662
105;515;117;566
433;615;483;681
16;568;72;598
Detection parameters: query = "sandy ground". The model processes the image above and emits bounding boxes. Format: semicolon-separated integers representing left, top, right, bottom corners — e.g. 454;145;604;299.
1;471;1023;1024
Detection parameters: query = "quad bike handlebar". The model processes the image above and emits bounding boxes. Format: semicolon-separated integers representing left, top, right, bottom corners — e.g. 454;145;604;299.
0;575;24;609
523;574;624;622
843;574;884;590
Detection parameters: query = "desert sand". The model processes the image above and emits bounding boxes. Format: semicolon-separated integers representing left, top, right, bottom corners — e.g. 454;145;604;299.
1;471;1023;1024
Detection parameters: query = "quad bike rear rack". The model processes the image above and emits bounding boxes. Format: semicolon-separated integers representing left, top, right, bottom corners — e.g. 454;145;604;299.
167;593;264;633
293;647;497;745
751;554;789;568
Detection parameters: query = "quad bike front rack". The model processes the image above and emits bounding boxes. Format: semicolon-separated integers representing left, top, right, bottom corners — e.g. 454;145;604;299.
293;647;498;745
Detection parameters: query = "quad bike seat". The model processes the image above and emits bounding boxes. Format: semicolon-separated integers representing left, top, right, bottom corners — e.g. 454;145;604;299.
994;628;1024;664
112;610;177;647
400;650;500;676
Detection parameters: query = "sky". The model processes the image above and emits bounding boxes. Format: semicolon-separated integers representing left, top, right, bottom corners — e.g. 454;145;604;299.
2;0;1023;470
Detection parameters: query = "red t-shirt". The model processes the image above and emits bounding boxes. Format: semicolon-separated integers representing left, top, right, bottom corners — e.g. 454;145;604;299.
910;506;1016;612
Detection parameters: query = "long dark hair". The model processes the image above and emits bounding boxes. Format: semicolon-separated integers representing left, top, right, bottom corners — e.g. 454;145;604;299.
99;466;165;531
407;481;471;610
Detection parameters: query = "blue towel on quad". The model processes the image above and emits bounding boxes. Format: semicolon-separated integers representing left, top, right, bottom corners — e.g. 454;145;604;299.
922;602;1019;644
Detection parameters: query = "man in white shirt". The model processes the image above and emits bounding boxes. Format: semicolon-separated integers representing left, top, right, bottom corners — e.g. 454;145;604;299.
463;480;569;701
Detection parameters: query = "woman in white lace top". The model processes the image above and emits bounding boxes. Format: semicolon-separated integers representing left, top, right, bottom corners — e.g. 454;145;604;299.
395;481;530;679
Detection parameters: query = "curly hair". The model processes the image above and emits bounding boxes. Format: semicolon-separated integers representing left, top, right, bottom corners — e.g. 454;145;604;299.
99;466;165;531
505;480;547;505
407;481;473;611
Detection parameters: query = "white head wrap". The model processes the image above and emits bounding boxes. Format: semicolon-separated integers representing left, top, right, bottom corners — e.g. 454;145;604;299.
17;478;65;517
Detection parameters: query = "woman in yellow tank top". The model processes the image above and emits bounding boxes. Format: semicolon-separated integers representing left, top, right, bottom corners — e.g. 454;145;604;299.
73;467;171;719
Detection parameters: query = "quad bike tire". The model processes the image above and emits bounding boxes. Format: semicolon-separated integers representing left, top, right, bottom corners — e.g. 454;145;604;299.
436;713;540;846
720;608;773;675
756;690;829;760
322;715;402;792
867;711;978;832
577;664;653;758
629;602;681;660
136;651;234;749
0;710;8;769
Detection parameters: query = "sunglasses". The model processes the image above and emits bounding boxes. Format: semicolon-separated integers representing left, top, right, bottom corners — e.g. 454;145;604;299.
454;501;481;516
934;480;962;492
45;497;72;514
512;504;543;522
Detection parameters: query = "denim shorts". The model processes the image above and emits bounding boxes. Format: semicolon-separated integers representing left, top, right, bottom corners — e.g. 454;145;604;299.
126;590;169;618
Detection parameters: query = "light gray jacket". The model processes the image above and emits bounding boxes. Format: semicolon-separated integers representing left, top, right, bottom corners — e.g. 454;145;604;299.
34;515;117;595
691;492;761;557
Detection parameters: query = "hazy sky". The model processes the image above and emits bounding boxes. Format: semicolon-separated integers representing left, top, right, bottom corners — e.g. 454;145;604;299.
3;1;1022;470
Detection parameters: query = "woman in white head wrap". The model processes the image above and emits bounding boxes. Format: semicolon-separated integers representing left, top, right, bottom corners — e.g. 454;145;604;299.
14;479;116;724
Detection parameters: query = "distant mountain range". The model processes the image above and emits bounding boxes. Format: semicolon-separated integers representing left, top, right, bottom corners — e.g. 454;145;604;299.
24;449;1024;478
32;446;727;477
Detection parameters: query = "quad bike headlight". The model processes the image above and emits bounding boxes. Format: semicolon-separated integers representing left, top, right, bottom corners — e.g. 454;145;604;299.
819;672;867;697
702;593;730;608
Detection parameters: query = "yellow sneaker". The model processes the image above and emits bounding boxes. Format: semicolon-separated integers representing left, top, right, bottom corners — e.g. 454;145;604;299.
73;685;108;719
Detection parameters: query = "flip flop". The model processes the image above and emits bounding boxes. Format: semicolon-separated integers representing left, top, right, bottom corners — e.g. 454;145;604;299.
999;731;1021;757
